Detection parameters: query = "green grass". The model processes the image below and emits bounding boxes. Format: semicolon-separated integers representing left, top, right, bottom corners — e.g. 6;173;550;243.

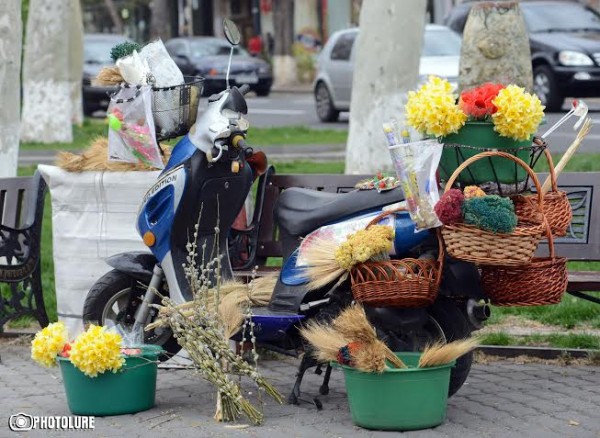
480;333;600;350
534;153;600;173
19;120;347;151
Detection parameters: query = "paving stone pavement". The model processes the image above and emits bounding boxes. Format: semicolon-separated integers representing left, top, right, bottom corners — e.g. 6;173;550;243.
1;345;599;438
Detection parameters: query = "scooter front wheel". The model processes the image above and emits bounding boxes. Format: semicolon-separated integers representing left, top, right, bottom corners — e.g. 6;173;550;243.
82;269;182;361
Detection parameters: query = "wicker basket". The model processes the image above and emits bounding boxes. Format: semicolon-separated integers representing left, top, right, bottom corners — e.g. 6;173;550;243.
440;151;545;266
350;208;443;308
481;222;568;306
513;149;572;237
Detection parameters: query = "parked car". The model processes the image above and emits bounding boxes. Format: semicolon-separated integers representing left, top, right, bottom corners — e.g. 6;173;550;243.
313;24;462;122
165;37;273;96
445;0;600;111
83;34;133;116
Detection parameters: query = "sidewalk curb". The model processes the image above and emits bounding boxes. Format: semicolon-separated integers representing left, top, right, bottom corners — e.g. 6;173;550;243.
478;345;599;359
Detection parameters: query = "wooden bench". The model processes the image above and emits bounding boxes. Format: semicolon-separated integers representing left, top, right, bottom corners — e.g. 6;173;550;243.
0;172;49;332
232;168;600;305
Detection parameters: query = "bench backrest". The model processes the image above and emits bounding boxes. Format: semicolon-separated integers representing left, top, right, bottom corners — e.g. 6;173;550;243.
539;172;600;262
253;170;599;263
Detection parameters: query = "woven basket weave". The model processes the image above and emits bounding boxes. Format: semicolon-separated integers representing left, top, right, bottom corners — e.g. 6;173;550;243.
350;208;443;308
513;149;572;237
440;151;545;266
481;222;567;306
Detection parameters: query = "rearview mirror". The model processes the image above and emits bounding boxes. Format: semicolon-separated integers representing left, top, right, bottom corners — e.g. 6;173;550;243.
223;18;241;46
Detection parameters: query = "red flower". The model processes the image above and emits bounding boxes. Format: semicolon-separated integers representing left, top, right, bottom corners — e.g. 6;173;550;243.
459;83;505;119
59;343;72;358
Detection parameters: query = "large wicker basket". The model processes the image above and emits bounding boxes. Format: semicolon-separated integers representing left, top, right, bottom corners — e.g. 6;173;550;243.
513;149;572;237
350;208;443;308
440;151;545;266
481;222;568;306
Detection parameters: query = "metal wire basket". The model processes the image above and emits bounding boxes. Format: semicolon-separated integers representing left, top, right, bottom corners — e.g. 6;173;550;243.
151;76;204;141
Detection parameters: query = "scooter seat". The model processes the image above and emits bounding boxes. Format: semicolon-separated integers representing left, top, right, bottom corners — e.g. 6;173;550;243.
275;187;404;237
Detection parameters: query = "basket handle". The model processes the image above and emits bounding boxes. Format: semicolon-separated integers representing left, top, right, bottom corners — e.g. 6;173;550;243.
365;207;445;266
444;151;544;213
541;148;559;196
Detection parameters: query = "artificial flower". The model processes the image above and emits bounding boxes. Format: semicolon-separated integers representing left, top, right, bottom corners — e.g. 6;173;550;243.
463;195;518;233
434;189;465;225
459;83;505;119
463;185;486;198
334;225;394;271
405;76;467;137
492;85;545;141
69;325;125;377
31;322;69;367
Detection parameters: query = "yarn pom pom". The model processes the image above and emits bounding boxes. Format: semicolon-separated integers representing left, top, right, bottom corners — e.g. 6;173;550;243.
463;195;518;233
464;185;486;199
434;189;465;225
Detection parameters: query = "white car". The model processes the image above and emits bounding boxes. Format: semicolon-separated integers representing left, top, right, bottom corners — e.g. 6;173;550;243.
314;24;461;122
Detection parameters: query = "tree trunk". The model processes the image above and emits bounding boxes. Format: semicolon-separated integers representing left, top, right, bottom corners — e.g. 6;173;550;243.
103;0;124;34
459;1;532;92
150;0;172;40
69;0;84;126
0;0;22;177
345;0;427;174
272;0;296;87
21;0;73;143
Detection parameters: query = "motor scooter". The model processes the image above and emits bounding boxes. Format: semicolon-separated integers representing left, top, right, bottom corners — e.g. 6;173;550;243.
83;18;490;404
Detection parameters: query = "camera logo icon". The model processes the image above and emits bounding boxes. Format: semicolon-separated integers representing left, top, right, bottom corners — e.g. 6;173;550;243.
8;413;34;431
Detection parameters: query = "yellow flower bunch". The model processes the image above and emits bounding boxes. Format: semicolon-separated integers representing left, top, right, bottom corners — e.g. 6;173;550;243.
334;225;394;271
31;322;68;367
69;325;125;377
492;85;545;141
405;76;467;137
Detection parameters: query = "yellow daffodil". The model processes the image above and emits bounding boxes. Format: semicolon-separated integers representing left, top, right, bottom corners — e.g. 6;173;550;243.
492;85;545;141
405;76;467;137
69;325;125;377
31;322;68;367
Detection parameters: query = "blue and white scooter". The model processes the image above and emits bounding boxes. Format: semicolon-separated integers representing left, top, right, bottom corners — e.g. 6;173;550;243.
84;19;488;403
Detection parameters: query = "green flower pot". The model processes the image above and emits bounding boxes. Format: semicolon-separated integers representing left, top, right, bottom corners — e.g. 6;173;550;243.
58;345;162;416
336;352;455;431
439;121;532;185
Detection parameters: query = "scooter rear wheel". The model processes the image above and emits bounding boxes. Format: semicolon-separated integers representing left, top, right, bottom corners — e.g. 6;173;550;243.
367;296;473;397
83;269;182;361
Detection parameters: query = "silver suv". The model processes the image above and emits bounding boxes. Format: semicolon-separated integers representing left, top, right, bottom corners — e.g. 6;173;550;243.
313;24;462;122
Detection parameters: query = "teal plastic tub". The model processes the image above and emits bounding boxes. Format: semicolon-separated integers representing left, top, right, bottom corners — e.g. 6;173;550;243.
337;352;454;431
58;345;162;416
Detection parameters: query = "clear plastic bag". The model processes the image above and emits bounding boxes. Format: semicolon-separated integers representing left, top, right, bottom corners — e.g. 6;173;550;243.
387;139;443;230
107;85;164;169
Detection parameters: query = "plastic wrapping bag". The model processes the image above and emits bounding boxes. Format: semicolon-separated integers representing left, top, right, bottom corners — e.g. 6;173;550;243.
387;139;443;230
107;85;164;169
139;40;184;87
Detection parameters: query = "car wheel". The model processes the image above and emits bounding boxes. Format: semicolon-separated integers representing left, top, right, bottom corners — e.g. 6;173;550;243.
315;82;340;122
254;86;271;97
533;65;563;112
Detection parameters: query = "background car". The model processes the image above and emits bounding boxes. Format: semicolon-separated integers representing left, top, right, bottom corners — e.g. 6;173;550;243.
83;34;133;116
313;24;462;122
165;37;273;96
445;0;600;111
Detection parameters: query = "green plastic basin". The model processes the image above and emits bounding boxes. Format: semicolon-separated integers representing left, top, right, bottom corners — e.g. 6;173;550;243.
58;345;162;416
439;121;532;185
338;352;454;431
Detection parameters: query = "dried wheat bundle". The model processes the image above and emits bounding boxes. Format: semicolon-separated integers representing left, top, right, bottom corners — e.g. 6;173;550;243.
299;322;350;363
302;237;348;291
333;305;406;369
93;66;124;86
418;338;480;368
56;137;170;172
353;340;388;373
